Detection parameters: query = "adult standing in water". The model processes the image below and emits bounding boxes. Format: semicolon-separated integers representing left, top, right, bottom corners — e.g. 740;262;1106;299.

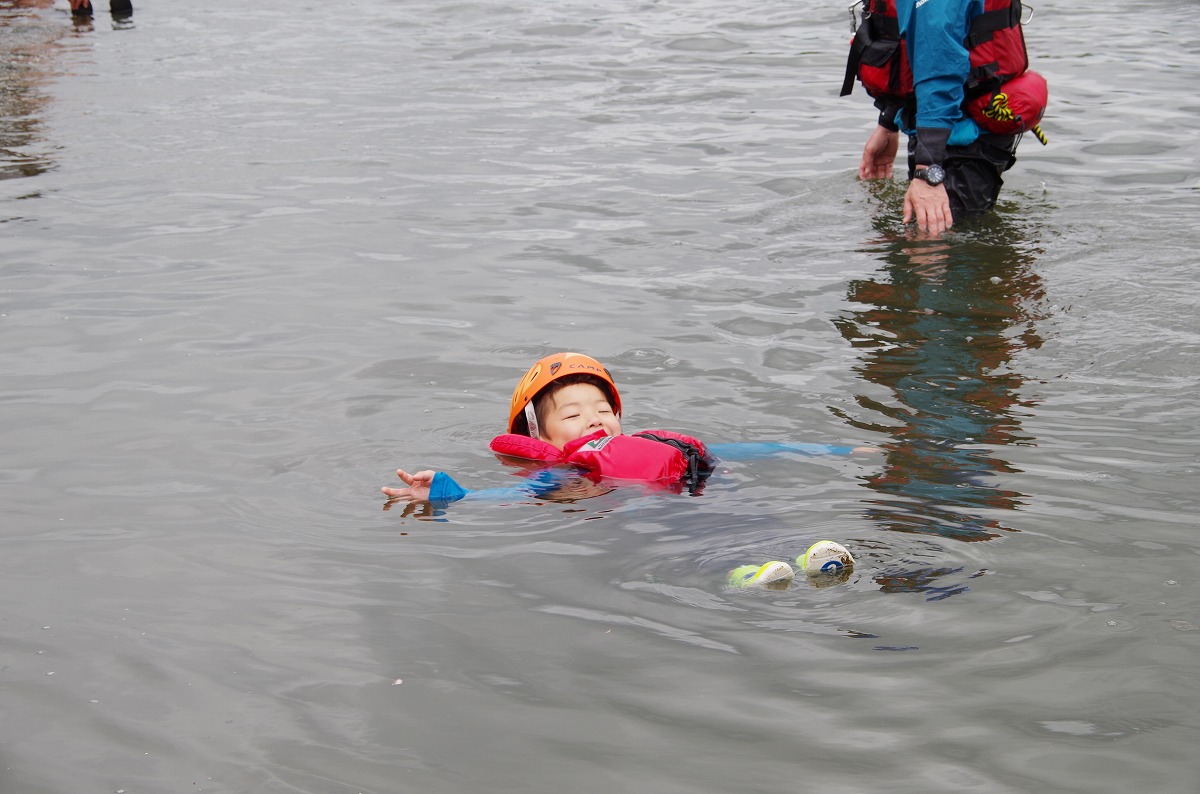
842;0;1048;233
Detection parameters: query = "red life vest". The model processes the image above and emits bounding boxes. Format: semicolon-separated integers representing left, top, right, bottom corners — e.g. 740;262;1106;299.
841;0;1045;136
489;429;715;486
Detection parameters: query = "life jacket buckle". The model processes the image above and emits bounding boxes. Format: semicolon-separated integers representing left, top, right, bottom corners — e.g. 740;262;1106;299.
849;0;865;34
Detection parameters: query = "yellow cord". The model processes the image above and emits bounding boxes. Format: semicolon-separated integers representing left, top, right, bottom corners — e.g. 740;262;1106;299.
983;92;1017;124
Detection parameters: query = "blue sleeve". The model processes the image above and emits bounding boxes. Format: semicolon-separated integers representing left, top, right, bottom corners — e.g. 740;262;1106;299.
902;0;983;161
427;471;469;504
706;442;857;461
427;468;579;504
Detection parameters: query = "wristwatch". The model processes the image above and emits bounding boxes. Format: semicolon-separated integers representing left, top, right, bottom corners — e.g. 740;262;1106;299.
913;164;946;186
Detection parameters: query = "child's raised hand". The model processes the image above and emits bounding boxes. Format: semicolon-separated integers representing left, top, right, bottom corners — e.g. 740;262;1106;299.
381;468;436;501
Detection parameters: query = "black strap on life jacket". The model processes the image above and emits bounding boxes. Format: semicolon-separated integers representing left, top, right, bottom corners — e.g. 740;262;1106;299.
636;433;717;492
841;28;867;96
841;22;873;96
964;0;1024;96
965;62;1001;97
964;0;1022;48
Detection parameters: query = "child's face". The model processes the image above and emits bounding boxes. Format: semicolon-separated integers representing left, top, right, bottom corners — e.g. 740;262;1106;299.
539;382;622;450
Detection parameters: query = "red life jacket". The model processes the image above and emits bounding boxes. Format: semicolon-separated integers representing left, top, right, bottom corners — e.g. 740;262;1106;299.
489;429;716;486
840;0;1045;136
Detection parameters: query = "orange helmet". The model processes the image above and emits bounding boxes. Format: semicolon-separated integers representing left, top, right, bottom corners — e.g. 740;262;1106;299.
506;352;622;435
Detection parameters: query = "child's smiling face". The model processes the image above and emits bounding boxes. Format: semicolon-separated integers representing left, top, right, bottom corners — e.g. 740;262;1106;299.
538;382;622;450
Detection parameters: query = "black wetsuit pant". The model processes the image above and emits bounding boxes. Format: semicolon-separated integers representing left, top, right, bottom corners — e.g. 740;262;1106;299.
907;133;1020;220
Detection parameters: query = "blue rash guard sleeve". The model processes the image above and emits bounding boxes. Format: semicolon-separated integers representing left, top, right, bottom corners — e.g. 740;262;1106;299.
706;442;857;461
427;471;469;504
425;468;578;505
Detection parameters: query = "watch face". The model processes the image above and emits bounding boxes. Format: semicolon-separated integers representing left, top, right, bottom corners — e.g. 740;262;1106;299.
922;165;946;185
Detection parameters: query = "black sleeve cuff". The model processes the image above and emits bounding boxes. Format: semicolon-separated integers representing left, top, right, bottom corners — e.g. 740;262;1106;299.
913;127;950;167
873;99;903;132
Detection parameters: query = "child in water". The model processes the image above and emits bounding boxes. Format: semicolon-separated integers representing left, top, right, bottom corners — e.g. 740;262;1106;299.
381;351;863;588
382;351;719;503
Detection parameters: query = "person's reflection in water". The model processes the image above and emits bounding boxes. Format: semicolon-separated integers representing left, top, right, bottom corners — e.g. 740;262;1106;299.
833;211;1046;599
1;0;133;182
1;2;59;180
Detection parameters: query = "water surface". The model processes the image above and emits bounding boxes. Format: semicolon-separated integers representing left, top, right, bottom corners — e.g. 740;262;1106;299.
2;1;1198;792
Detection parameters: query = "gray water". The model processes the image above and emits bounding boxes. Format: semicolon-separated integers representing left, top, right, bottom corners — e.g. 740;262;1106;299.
2;1;1198;792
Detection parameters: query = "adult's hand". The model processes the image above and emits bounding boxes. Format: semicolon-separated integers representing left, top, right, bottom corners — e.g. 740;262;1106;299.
903;179;953;234
859;125;900;180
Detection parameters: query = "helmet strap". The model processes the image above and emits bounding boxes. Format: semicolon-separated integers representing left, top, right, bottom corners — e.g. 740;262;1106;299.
524;401;540;439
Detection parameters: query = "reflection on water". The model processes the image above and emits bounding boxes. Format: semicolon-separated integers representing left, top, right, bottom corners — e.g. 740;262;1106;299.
0;2;60;180
835;210;1047;590
0;1;131;182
